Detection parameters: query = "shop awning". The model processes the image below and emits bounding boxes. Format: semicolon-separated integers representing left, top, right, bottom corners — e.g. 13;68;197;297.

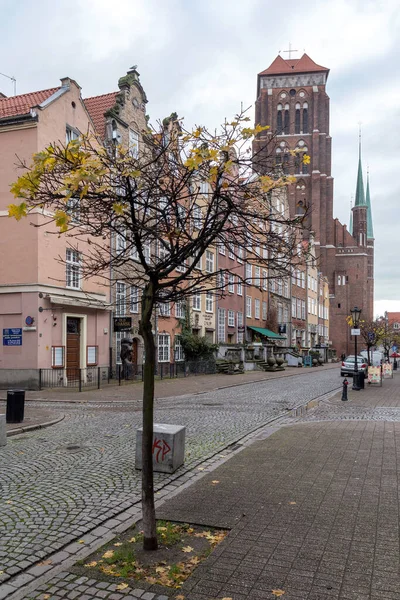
49;295;111;311
247;325;286;340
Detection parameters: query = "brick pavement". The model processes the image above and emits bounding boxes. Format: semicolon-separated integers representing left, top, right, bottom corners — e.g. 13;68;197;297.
0;402;64;435
13;373;400;600
5;363;338;404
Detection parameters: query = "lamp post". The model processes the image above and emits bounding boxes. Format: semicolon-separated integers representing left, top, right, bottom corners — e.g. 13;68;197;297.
350;306;362;391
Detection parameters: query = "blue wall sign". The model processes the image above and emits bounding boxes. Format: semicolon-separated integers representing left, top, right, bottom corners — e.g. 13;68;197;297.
3;328;22;346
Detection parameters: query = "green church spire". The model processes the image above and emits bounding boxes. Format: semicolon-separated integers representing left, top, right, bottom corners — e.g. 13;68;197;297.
354;131;367;207
365;168;374;239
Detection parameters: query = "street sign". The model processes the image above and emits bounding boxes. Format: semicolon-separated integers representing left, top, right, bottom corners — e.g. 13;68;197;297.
368;332;375;342
113;317;132;332
351;328;360;336
3;328;22;346
237;326;245;332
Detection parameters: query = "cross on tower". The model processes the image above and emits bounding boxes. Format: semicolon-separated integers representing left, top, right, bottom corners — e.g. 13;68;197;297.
281;43;298;60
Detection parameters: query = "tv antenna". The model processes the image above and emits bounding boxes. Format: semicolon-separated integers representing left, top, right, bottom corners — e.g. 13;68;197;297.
0;71;17;96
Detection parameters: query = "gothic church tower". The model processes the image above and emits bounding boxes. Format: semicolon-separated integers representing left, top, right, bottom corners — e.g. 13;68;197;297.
254;53;374;355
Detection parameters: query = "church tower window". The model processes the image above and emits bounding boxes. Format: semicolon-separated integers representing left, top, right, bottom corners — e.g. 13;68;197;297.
277;103;283;134
302;103;309;134
295;103;301;134
283;104;290;134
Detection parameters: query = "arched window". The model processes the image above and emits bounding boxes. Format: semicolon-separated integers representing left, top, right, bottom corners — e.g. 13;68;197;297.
302;146;309;174
295;145;309;174
294;153;301;173
296;200;306;215
277;103;282;134
284;103;290;134
302;102;309;134
295;103;301;134
275;147;282;167
283;151;289;174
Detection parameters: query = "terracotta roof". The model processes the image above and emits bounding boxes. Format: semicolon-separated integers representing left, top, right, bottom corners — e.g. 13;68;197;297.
0;87;61;119
84;92;118;138
259;53;329;76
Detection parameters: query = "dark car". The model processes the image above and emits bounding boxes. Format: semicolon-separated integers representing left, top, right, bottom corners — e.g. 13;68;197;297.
341;355;368;378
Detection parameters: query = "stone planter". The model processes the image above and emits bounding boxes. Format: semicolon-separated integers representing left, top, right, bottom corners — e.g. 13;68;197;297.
267;355;276;367
276;357;284;367
312;358;318;367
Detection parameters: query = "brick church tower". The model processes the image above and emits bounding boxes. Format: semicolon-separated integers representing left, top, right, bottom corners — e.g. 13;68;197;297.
254;53;374;356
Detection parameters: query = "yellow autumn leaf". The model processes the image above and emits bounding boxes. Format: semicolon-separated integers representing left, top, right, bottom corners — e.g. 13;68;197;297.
289;501;297;505
145;576;158;584
5;500;13;504
54;210;70;233
272;590;285;597
128;536;136;543
102;550;114;559
176;596;185;600
84;561;97;568
211;480;220;484
182;546;194;553
78;540;85;544
112;202;124;215
221;598;233;600
155;566;167;573
43;595;51;600
8;202;28;221
302;154;311;164
114;542;123;547
116;582;129;591
197;467;205;471
157;526;167;531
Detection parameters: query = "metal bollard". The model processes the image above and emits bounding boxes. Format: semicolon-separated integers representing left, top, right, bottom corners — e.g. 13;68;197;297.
394;360;398;371
341;378;349;401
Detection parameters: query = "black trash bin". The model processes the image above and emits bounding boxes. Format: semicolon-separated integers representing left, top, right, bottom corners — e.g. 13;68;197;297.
6;389;25;423
358;372;365;389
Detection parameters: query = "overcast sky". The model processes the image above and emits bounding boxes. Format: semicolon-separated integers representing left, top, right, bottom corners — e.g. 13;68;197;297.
1;0;399;317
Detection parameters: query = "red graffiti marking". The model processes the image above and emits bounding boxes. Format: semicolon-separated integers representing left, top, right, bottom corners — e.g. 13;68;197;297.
152;437;171;463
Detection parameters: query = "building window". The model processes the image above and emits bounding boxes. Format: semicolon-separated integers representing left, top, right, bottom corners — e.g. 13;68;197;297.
130;286;139;313
302;103;309;134
205;250;214;273
206;291;213;313
283;104;290;134
228;245;235;259
175;300;185;318
51;346;65;368
292;298;296;318
237;312;244;343
301;300;306;320
174;335;184;361
116;228;126;254
277;278;283;296
129;128;139;158
218;308;226;342
255;299;260;320
237;246;243;263
262;301;267;321
228;310;235;327
237;278;243;296
159;299;171;317
277;103;283;134
200;181;208;195
116;282;126;316
66;197;80;223
245;263;252;283
254;266;261;288
193;204;202;229
192;292;201;311
66;126;79;144
228;273;235;293
158;334;170;362
218;243;226;255
283;152;289;174
246;296;252;318
295;103;301;134
66;249;81;289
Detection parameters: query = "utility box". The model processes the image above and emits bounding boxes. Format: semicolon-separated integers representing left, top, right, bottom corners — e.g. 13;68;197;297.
0;415;6;447
6;389;25;423
135;424;185;474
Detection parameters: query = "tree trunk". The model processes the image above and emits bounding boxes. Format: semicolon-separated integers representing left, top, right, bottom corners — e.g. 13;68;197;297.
139;281;158;551
367;345;371;366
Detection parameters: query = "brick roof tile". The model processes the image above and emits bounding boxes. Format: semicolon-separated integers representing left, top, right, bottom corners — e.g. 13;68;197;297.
259;53;329;76
0;87;60;119
84;92;118;139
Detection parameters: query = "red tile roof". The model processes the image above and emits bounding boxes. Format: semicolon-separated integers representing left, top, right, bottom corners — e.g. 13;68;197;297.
259;53;329;76
0;87;60;119
84;92;118;138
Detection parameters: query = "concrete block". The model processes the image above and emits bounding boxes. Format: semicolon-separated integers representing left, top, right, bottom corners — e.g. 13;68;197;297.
135;423;185;474
0;415;6;447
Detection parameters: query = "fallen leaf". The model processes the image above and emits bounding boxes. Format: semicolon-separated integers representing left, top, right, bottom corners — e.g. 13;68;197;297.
43;595;51;600
113;542;123;547
197;467;205;471
221;597;233;600
0;570;3;575
211;480;220;484
189;556;201;565
176;596;185;600
128;536;136;543
5;500;13;504
145;576;158;584
116;582;129;591
288;502;297;505
84;561;97;567
182;546;194;553
155;566;167;573
157;526;167;531
272;590;285;597
78;539;85;544
102;550;114;559
187;527;194;534
37;559;53;566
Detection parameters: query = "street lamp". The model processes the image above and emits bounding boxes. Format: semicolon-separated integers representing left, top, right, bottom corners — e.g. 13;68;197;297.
350;306;362;391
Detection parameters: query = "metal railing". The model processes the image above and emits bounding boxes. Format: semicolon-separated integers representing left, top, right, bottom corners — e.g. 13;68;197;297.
39;360;216;390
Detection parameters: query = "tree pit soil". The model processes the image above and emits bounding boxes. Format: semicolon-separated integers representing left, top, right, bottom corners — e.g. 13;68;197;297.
72;520;228;594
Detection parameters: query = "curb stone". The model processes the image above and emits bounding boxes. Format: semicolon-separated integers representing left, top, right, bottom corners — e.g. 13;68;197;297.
6;414;65;437
2;384;340;600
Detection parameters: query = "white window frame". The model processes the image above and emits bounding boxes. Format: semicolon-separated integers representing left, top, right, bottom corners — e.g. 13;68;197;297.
129;128;139;158
66;249;81;290
205;291;213;313
158;334;170;363
262;301;267;321
218;308;226;342
174;335;184;362
255;266;261;288
228;273;235;293
192;292;201;311
292;298;296;318
228;310;235;327
237;311;244;343
255;298;260;320
205;250;214;273
175;300;185;319
246;296;252;318
237;278;243;296
115;281;126;316
130;285;139;314
193;204;202;229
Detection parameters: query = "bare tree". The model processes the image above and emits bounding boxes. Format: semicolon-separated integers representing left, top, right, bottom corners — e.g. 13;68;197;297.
9;111;309;550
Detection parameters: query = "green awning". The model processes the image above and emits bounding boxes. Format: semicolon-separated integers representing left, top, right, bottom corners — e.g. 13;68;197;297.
247;325;286;340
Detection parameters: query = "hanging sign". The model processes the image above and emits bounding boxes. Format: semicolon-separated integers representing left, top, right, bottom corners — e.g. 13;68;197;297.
351;329;360;336
113;317;132;332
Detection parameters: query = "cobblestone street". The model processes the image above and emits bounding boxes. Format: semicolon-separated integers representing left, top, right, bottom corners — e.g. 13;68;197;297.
0;369;341;589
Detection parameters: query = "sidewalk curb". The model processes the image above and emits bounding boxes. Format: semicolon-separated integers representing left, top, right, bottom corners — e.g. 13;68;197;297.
1;384;341;600
6;414;65;437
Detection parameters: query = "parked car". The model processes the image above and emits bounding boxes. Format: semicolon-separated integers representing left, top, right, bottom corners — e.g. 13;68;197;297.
341;355;368;378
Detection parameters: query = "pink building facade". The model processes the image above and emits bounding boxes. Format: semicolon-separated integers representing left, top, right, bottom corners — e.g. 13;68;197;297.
0;80;110;388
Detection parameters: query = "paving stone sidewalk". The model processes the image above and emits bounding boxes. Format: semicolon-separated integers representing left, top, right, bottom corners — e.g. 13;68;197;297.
16;375;400;600
0;401;63;435
3;363;338;404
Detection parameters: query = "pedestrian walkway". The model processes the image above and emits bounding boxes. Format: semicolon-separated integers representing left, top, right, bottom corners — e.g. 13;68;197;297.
6;373;400;600
0;401;64;435
4;363;338;404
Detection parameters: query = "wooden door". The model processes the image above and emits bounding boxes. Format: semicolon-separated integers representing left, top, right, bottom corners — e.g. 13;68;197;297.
66;318;80;381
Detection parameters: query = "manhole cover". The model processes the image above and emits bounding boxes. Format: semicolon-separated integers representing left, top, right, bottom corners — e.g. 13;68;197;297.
66;444;81;450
